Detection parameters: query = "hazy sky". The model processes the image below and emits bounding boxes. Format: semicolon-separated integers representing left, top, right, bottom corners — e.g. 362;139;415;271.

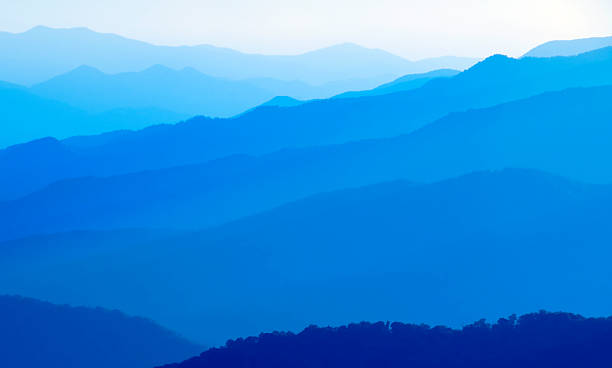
2;0;611;59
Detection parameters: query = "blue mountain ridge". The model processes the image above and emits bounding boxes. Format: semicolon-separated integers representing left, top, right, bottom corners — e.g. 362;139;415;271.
524;35;612;57
2;46;612;201
0;82;188;148
0;26;478;86
1;84;611;242
0;295;201;368
2;169;612;344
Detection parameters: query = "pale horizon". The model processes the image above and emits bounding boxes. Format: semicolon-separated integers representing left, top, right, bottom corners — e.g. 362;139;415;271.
1;0;611;59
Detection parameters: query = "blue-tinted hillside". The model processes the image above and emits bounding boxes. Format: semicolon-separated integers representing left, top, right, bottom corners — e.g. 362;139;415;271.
0;82;188;148
2;47;612;200
2;170;612;343
30;65;274;117
524;35;612;57
0;295;201;368
1;85;612;241
332;68;459;99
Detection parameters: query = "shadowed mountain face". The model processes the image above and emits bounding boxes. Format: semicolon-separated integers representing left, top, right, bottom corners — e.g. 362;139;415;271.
524;35;612;57
0;27;478;86
0;295;201;368
1;85;611;241
2;47;612;201
2;170;612;344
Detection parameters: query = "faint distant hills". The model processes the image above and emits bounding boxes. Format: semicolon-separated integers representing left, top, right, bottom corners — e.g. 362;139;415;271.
332;68;460;99
2;47;612;202
260;69;459;107
0;26;479;86
30;65;274;117
0;81;188;148
29;64;397;118
0;66;456;148
3;170;612;344
160;312;612;368
0;295;201;368
524;35;612;57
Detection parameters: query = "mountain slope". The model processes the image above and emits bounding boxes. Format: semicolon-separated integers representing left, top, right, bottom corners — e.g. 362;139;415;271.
1;85;612;241
160;312;612;368
0;26;477;86
3;170;612;343
30;65;274;117
333;68;459;99
0;82;188;148
2;47;612;201
30;65;378;117
259;96;306;108
0;295;201;368
524;35;612;57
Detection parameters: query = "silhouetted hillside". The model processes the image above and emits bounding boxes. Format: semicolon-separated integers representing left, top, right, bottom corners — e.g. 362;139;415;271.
2;85;612;240
3;170;612;343
0;295;201;368
0;26;477;86
159;312;612;368
524;35;612;57
2;47;611;200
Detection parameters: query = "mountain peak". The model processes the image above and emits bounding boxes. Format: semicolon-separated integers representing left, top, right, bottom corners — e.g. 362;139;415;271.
70;64;105;74
24;25;95;35
142;64;175;74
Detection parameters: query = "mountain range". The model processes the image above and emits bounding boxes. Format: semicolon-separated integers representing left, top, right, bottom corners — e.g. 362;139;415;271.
3;169;612;344
524;35;612;57
0;295;201;368
332;68;460;99
0;26;478;86
29;64;411;117
2;84;612;242
3;28;612;361
2;46;612;202
0;81;189;148
1;63;430;148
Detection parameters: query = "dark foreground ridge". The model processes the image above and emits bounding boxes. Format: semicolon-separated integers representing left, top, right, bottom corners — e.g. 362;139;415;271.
160;311;612;368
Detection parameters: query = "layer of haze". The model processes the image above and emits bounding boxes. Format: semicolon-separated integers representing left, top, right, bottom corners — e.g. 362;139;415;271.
1;0;612;59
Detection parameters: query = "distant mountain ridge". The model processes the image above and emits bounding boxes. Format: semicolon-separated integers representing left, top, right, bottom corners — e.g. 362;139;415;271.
1;85;611;242
524;35;612;57
29;64;402;118
30;65;274;117
2;47;612;202
0;26;479;86
0;295;201;368
0;82;188;148
333;68;460;99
